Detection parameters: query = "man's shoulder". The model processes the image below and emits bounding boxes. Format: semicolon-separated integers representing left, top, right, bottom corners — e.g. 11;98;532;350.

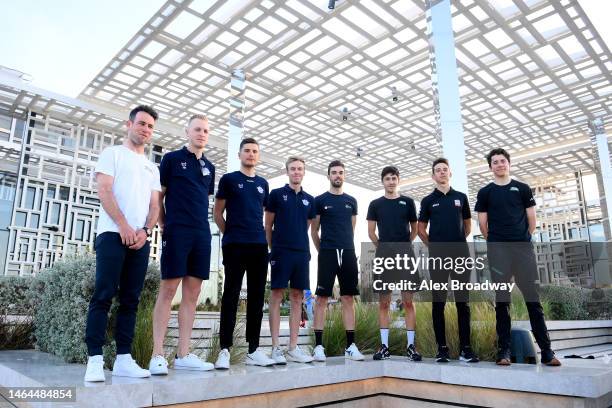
477;182;494;194
511;179;531;190
399;195;415;205
420;192;435;205
343;193;357;202
315;192;329;201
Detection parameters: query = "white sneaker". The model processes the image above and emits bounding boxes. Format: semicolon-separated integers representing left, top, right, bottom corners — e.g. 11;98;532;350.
174;353;214;371
149;355;168;375
313;345;326;362
245;348;276;366
84;355;105;382
215;348;230;370
112;354;151;378
287;345;314;363
270;346;287;365
345;343;365;361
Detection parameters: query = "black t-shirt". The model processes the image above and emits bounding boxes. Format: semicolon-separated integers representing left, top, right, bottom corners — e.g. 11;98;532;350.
474;179;535;242
419;187;470;242
366;195;417;242
315;192;357;250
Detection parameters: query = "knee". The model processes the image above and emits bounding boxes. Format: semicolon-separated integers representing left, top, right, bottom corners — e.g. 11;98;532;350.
379;299;391;310
159;285;178;304
315;296;328;307
341;295;354;306
289;291;302;305
182;286;201;304
403;300;414;310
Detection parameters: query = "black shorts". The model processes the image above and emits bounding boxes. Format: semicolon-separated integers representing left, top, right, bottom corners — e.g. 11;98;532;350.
161;226;211;280
373;242;420;293
316;248;359;297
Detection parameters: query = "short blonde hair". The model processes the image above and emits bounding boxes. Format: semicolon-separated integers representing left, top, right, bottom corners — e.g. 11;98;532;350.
285;156;306;170
187;114;208;126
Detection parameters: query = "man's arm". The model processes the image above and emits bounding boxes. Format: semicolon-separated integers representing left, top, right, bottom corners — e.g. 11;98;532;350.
264;211;275;249
477;212;488;240
409;221;418;242
97;173;136;246
351;215;356;232
367;220;378;247
526;206;536;235
130;190;161;250
157;186;167;232
311;215;321;252
463;219;472;237
214;198;226;234
417;221;429;245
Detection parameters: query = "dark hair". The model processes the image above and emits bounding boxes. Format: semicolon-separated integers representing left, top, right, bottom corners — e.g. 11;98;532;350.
380;166;399;181
431;157;449;174
327;160;345;174
129;105;158;122
486;148;510;167
239;137;259;150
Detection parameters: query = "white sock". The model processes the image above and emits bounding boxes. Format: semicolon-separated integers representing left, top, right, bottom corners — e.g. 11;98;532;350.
380;328;389;347
407;330;415;346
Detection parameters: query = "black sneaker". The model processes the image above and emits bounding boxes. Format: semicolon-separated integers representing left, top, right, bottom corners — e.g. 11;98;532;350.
459;346;479;363
435;346;451;363
496;348;511;366
541;349;561;366
407;344;422;361
373;344;391;360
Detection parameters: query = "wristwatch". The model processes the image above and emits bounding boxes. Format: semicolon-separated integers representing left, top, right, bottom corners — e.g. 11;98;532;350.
142;226;152;237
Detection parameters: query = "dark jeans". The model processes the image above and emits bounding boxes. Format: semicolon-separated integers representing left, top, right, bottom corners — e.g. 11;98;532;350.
488;243;551;351
219;243;268;350
430;244;471;349
85;232;150;356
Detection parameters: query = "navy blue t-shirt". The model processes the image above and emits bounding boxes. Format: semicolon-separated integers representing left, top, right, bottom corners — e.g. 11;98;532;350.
159;147;215;230
419;188;470;242
474;179;535;242
315;192;357;250
266;184;316;252
366;195;417;242
216;171;269;246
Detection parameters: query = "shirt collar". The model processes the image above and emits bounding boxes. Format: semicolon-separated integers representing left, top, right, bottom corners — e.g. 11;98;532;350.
284;183;303;194
181;146;206;161
432;186;455;197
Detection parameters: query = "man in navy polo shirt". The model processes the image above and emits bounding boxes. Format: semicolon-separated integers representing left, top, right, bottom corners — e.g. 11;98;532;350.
418;158;479;363
475;148;560;366
213;137;275;369
367;166;422;362
311;160;364;362
149;114;215;375
265;156;315;364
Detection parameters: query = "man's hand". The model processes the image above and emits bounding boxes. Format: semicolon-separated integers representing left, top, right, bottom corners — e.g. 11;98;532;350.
118;222;138;246
129;229;148;250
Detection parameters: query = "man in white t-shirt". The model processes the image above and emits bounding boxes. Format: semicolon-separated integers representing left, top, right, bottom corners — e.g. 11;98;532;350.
84;105;162;382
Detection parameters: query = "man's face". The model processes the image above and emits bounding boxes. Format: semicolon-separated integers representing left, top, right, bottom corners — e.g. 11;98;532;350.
286;160;305;185
239;143;259;168
490;154;510;177
126;111;155;146
328;166;345;188
382;173;399;194
186;118;209;149
432;163;451;184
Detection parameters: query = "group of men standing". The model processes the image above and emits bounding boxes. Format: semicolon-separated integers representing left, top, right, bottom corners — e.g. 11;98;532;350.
84;104;559;382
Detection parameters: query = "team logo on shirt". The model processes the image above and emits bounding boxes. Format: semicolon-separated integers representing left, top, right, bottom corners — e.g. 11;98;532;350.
324;205;333;210
432;203;440;207
454;199;461;207
283;195;288;201
302;199;309;206
399;200;406;205
238;183;244;189
345;204;352;209
510;186;519;192
257;186;264;194
201;167;210;176
181;162;187;170
246;179;254;183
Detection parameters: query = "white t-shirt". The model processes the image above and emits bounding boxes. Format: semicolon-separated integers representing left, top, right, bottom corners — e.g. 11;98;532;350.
95;145;162;235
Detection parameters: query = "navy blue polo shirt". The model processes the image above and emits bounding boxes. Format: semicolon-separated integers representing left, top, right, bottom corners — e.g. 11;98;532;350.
366;195;417;242
474;179;535;242
266;184;316;252
216;171;269;246
418;187;470;242
159;146;215;230
315;192;357;250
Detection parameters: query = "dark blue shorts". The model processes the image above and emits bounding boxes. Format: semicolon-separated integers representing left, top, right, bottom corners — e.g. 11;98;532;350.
270;248;310;290
161;226;211;280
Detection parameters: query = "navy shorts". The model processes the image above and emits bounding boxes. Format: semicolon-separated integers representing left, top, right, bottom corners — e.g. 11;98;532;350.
161;225;211;280
270;248;310;290
316;248;359;297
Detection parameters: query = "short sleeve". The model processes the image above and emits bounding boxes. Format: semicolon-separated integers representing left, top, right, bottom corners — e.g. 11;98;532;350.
352;197;358;215
266;190;278;213
95;147;116;177
308;196;316;219
418;196;430;222
408;199;417;222
474;187;488;212
216;174;230;199
159;153;171;187
521;183;536;209
208;164;215;195
366;201;377;221
151;166;162;192
462;194;472;219
315;196;324;215
263;181;270;208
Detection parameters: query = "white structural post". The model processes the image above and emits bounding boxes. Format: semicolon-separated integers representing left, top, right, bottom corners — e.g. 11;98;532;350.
589;118;612;241
426;0;469;196
227;69;246;173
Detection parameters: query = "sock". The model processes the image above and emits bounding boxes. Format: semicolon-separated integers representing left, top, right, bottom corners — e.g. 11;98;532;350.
248;343;257;354
407;330;415;346
380;328;389;347
346;330;355;348
315;330;323;346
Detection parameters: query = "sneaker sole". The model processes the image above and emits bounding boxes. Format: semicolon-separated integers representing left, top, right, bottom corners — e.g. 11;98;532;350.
373;355;390;360
214;365;229;370
84;375;105;382
274;361;287;365
435;358;450;363
496;359;511;366
112;372;151;378
543;359;561;366
173;365;214;371
150;369;168;375
345;355;365;361
459;356;479;363
245;361;275;366
313;357;326;362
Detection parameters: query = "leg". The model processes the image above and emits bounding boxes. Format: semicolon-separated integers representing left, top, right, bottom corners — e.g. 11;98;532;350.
245;244;268;351
401;291;415;330
314;295;328;330
177;276;203;357
219;245;246;349
488;243;513;352
269;289;284;347
85;233;126;356
378;292;391;329
340;295;355;330
288;289;303;349
152;278;181;356
431;266;450;348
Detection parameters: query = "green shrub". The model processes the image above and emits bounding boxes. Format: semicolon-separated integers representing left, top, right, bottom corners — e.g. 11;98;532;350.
0;276;34;314
539;285;588;320
0;276;36;350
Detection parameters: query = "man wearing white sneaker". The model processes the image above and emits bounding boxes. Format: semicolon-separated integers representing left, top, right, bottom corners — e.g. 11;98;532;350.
213;138;275;369
84;105;162;382
311;160;364;362
148;114;216;375
265;157;315;364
